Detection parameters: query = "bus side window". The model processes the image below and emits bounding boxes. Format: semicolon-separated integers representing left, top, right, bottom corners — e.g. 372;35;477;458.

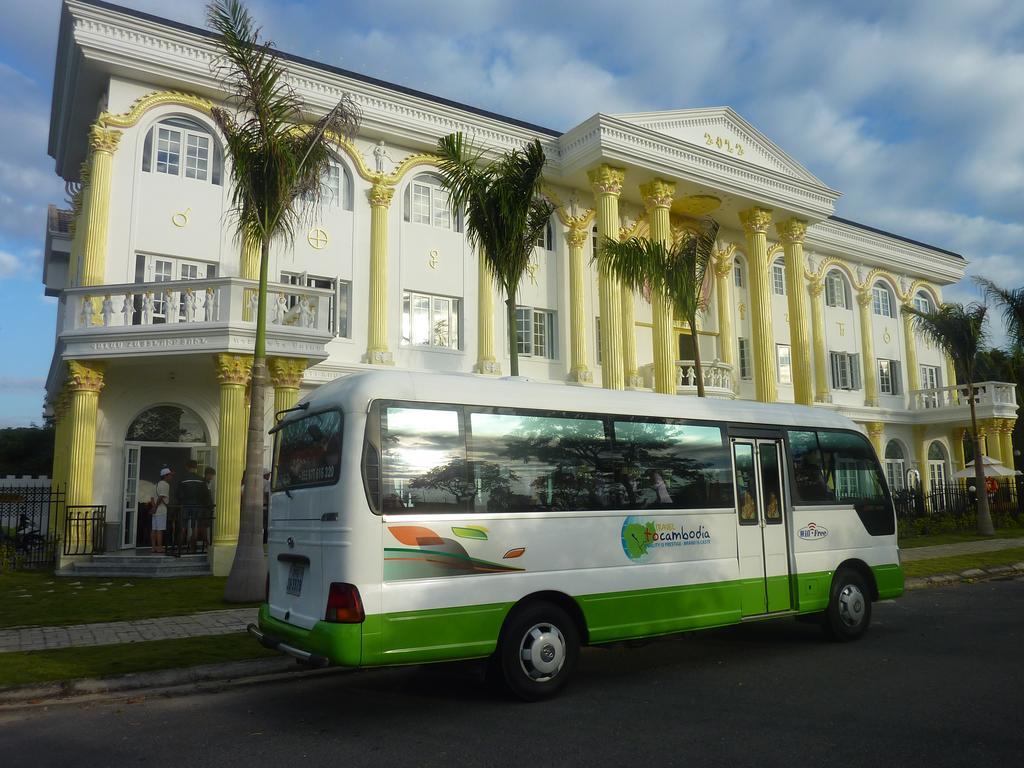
381;405;468;513
732;443;759;525
788;430;834;504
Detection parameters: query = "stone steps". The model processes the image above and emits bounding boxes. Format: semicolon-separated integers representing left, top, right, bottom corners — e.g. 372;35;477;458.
58;552;211;578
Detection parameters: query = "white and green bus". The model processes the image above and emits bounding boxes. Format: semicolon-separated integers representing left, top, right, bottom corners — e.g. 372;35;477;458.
251;370;903;700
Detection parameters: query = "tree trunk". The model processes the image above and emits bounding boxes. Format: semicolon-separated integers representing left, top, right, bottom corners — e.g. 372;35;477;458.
225;236;270;602
691;317;705;398
506;290;519;377
968;382;995;536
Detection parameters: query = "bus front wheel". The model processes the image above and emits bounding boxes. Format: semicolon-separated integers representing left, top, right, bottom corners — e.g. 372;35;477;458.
497;601;579;701
824;568;872;641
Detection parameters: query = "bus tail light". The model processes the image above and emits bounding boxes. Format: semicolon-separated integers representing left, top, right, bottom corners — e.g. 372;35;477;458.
325;582;365;623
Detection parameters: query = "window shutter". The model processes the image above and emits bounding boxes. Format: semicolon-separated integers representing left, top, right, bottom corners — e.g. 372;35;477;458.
851;354;862;390
142;128;153;173
403;185;411;222
893;363;901;395
826;276;836;307
830;352;839;389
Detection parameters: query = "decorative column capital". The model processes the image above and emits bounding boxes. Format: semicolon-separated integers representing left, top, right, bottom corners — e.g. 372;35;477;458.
215;353;253;386
587;164;625;196
639;179;676;211
565;224;589;249
775;218;808;244
856;288;873;308
268;357;307;389
808;276;825;297
866;421;885;438
88;125;122;155
67;360;105;393
738;207;773;235
711;243;737;277
368;183;395;208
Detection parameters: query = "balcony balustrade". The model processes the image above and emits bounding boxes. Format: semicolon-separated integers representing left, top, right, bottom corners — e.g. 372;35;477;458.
639;359;736;398
907;381;1017;423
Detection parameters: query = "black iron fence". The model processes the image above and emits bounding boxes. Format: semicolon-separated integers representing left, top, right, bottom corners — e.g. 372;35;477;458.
63;505;107;557
0;485;63;570
895;478;1024;533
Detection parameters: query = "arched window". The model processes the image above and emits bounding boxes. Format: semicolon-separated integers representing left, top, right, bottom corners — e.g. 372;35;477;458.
928;441;949;489
913;291;932;313
404;173;461;231
734;259;745;289
771;258;786;295
872;281;896;318
126;405;207;443
306;159;354;211
825;270;851;309
535;220;554;251
884;441;905;490
142;117;223;185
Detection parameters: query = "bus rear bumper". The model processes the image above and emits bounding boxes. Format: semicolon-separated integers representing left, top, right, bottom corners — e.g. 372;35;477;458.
254;604;363;667
247;623;329;668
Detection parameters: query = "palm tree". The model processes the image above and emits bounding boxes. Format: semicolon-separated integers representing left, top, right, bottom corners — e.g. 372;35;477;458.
902;302;994;536
599;220;720;396
207;0;359;600
976;277;1024;352
434;133;555;376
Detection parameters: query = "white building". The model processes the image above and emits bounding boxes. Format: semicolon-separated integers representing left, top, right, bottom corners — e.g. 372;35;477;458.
43;0;1018;573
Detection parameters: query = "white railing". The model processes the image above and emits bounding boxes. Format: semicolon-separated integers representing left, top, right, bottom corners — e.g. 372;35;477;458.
909;381;1018;411
62;277;335;335
676;359;734;397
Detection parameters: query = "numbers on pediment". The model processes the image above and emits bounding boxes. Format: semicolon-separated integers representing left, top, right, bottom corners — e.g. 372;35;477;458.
704;132;745;157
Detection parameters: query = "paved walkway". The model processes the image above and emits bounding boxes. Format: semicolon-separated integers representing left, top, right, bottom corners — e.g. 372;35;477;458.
899;536;1024;562
0;608;258;654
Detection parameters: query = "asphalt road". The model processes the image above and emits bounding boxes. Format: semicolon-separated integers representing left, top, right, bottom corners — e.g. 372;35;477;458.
2;579;1023;768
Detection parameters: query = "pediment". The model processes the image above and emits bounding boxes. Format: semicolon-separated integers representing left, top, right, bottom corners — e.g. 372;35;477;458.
613;107;823;185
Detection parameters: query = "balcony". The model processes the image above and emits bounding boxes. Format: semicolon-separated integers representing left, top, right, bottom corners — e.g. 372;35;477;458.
639;359;736;398
58;277;335;363
908;382;1018;423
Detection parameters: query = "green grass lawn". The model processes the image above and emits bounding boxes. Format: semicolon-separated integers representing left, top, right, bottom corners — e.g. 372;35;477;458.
899;527;1024;549
0;633;277;688
902;547;1024;579
0;572;259;629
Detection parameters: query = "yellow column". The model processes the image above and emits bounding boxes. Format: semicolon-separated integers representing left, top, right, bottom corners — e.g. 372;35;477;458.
777;219;812;405
950;426;967;472
901;305;921;396
268;357;307;417
213;353;252;576
1000;419;1016;469
641;179;677;395
621;282;641;389
240;233;260;281
807;275;829;402
475;251;501;375
982;419;1002;463
589;165;626;390
565;222;592;384
856;287;879;407
366;182;395;364
63;361;105;560
866;422;885;458
739;207;775;403
913;425;929;494
68;164;90;287
81;126;121;287
712;249;735;385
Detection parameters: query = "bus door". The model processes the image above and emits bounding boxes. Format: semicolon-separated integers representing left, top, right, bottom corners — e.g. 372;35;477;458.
732;438;792;616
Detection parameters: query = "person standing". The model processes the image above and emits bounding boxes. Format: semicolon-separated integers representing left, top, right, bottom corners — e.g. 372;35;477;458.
151;466;173;554
178;459;212;552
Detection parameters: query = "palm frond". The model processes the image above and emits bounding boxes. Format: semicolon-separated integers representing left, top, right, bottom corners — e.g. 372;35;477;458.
975;276;1024;351
902;302;988;384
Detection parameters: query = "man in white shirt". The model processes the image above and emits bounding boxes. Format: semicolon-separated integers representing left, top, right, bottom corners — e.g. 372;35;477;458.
152;466;173;554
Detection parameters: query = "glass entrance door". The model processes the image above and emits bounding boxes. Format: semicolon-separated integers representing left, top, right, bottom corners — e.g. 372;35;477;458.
732;439;792;616
122;445;141;548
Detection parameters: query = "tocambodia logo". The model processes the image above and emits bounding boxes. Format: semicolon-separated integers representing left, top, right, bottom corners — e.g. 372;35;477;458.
621;516;711;562
798;522;829;540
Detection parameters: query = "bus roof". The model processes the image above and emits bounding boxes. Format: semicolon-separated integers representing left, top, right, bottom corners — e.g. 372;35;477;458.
288;370;860;433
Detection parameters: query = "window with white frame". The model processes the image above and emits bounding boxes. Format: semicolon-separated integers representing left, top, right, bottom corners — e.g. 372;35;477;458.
928;442;947;490
772;260;786;295
825;271;849;309
776;344;792;384
535;221;554;251
304;162;353;210
836;458;862;499
281;272;351;337
405;174;456;230
830;351;862;390
913;292;932;313
738;338;752;380
133;253;216;324
142;117;222;185
878;358;901;395
734;261;744;288
884;441;905;491
401;291;460;349
872;283;895;318
516;307;556;359
920;364;941;408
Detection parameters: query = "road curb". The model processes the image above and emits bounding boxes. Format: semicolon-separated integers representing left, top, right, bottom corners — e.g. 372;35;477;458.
905;562;1024;590
0;656;346;709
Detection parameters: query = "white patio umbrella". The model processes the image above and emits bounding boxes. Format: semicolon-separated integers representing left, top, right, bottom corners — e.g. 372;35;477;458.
953;454;1022;479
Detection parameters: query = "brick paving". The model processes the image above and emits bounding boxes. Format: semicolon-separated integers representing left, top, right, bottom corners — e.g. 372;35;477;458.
0;608;258;653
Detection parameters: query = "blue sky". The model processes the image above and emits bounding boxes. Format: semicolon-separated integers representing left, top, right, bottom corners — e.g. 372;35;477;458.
0;0;1022;426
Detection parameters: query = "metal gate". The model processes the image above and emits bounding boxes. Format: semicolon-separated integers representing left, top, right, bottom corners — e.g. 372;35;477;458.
0;485;63;570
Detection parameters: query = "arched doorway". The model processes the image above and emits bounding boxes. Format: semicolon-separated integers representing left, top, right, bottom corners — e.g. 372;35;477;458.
884;440;906;491
121;405;210;549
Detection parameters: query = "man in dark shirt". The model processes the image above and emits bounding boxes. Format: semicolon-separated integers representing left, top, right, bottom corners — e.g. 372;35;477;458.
178;459;214;551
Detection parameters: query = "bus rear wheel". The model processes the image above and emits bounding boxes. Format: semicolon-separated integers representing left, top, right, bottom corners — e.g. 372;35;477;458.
497;601;579;701
824;568;872;641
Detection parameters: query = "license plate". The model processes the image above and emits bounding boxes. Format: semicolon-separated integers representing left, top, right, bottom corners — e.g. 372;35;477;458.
286;563;304;596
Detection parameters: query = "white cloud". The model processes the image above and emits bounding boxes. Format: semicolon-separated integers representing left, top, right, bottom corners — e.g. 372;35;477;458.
0;251;22;279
